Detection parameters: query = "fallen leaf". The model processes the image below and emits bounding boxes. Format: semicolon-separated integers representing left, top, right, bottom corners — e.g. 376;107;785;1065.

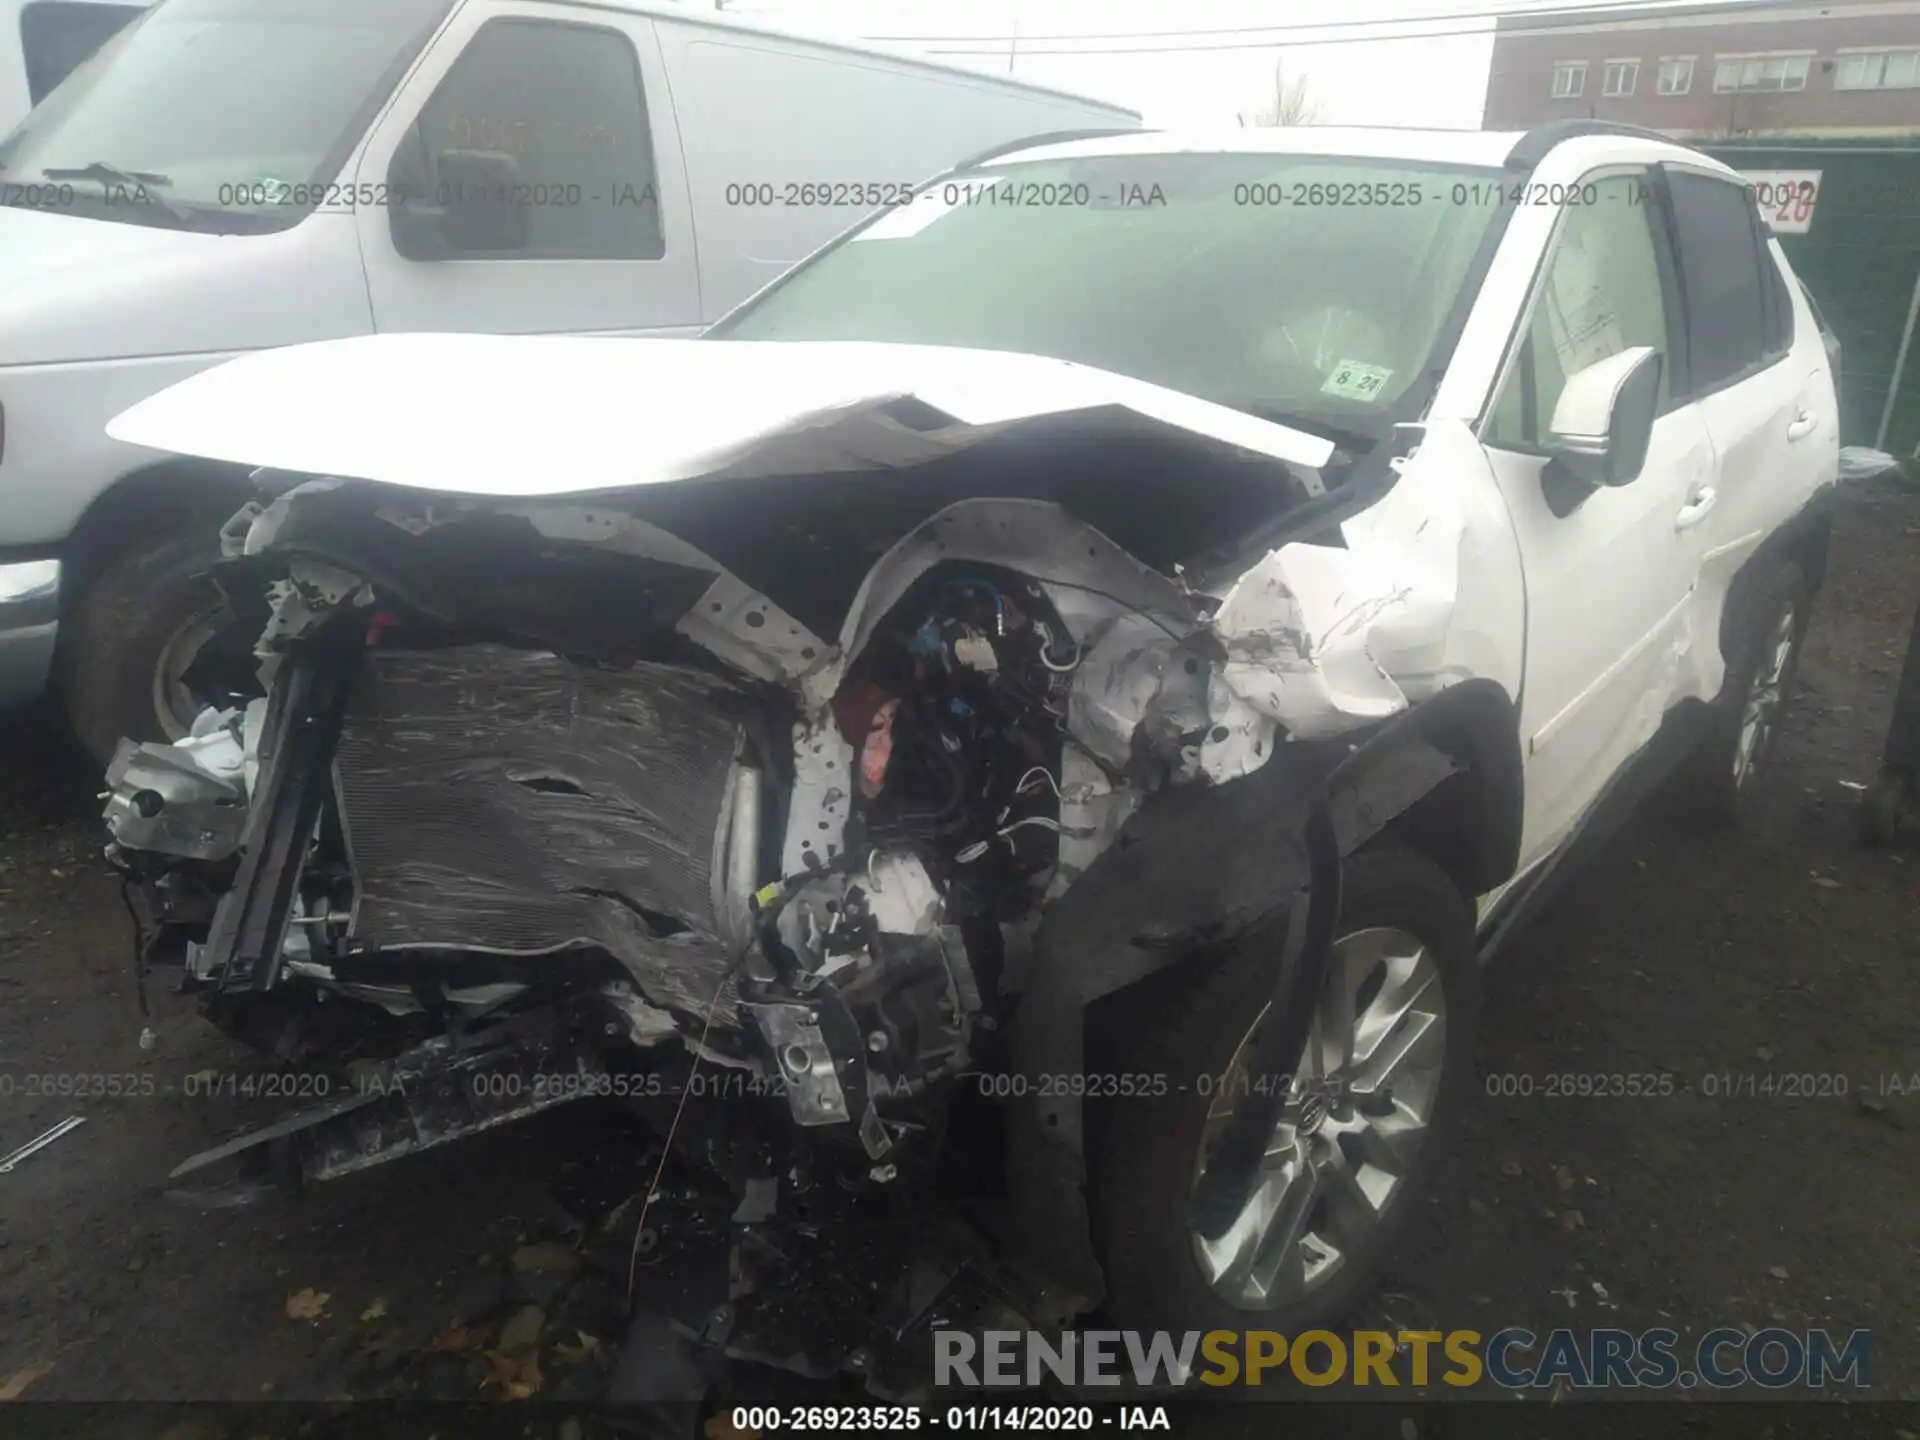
1558;1208;1587;1232
0;1359;55;1401
483;1347;544;1400
1756;1045;1776;1062
359;1297;388;1323
497;1304;545;1356
1769;1264;1789;1280
284;1288;330;1322
707;1413;760;1440
1811;876;1842;890
553;1329;603;1366
430;1323;486;1353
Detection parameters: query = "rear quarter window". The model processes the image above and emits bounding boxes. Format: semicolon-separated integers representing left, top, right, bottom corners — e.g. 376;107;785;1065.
1665;169;1774;394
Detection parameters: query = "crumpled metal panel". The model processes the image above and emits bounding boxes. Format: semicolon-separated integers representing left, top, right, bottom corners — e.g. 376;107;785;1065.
102;710;254;860
332;645;745;1022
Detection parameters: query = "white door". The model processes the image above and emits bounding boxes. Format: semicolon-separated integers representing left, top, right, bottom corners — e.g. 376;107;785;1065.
1657;165;1840;704
1478;169;1713;871
350;0;701;336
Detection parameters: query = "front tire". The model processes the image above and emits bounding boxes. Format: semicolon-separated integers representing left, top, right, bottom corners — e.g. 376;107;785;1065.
60;526;235;766
1095;845;1478;1336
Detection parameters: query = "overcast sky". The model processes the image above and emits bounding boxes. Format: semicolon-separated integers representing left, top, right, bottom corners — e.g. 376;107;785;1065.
707;0;1563;129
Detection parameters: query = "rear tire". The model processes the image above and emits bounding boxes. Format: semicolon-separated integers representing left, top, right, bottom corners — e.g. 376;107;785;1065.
1095;845;1478;1338
1677;560;1811;827
60;526;233;767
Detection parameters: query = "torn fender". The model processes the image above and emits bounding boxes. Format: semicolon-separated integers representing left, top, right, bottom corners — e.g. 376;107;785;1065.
1003;677;1519;1304
1207;420;1524;741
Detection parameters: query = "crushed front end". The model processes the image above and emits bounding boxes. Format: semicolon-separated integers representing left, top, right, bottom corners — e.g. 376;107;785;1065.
99;335;1504;1383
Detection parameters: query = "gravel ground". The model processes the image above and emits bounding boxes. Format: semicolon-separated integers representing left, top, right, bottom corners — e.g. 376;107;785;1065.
0;476;1916;1426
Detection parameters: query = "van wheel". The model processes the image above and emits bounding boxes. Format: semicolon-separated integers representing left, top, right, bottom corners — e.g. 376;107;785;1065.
1679;560;1811;827
60;527;237;766
1095;846;1477;1338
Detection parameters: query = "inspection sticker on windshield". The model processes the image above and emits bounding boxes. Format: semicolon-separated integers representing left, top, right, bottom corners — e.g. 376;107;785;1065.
1322;360;1393;401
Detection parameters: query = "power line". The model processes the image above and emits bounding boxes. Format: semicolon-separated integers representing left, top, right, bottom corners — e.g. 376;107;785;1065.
856;0;1720;46
915;22;1560;58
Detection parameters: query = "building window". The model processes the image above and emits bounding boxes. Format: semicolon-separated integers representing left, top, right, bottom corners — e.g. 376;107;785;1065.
1713;54;1812;92
1835;49;1920;89
1602;59;1639;96
1657;56;1694;95
1551;60;1587;98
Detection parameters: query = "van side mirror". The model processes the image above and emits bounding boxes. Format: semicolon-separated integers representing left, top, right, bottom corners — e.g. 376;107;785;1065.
1543;346;1663;492
387;141;530;260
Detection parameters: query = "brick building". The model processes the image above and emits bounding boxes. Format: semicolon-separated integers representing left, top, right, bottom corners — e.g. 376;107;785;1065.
1482;0;1920;139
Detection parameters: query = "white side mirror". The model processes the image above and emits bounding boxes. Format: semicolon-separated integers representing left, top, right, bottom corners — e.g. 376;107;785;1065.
1546;346;1663;489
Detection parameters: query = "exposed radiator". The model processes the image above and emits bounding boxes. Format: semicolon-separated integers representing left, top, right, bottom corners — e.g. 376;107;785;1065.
332;645;746;1022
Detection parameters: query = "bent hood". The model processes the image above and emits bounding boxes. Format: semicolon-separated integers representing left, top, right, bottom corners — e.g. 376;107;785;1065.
105;332;1335;492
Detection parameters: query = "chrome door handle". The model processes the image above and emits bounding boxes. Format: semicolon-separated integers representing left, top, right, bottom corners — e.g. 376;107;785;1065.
1675;485;1718;530
1786;409;1816;441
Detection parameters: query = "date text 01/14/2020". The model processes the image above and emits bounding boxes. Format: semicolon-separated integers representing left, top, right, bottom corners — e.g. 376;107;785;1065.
725;1404;1173;1431
1230;179;1655;209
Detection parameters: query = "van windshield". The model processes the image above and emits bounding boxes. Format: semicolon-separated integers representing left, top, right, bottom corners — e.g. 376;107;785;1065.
712;152;1506;436
0;0;455;234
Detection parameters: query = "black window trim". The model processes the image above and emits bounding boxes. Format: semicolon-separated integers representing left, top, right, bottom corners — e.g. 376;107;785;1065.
1656;160;1791;404
1475;162;1684;457
405;12;665;263
18;0;148;106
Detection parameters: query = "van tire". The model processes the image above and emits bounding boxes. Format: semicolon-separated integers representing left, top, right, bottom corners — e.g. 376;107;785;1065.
60;527;232;766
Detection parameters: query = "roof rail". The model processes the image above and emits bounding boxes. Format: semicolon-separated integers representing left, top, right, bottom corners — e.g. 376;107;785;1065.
1505;119;1704;170
948;126;1156;171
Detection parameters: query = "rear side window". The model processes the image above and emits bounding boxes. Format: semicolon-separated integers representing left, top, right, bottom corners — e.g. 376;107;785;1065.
1665;170;1772;393
414;18;663;260
20;1;144;104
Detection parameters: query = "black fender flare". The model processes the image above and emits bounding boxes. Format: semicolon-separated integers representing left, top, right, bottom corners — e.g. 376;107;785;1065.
1003;678;1521;1305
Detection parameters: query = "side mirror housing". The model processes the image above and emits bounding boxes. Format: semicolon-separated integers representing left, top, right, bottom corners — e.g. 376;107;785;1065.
387;140;529;260
1544;345;1663;492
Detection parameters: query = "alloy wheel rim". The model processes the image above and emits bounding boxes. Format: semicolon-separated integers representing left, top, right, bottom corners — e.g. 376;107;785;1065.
1734;603;1797;789
1189;926;1447;1311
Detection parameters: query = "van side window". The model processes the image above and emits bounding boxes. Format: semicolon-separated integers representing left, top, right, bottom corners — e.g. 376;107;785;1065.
415;19;663;260
1664;170;1772;393
1484;174;1671;449
20;1;144;104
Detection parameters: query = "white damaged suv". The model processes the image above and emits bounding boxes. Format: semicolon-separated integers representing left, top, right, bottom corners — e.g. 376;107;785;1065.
100;121;1837;1355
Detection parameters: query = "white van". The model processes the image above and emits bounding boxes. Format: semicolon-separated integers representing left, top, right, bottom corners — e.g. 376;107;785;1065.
0;0;150;134
0;0;1138;760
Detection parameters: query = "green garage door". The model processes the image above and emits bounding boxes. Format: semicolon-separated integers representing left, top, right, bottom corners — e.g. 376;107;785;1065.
1706;141;1920;458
